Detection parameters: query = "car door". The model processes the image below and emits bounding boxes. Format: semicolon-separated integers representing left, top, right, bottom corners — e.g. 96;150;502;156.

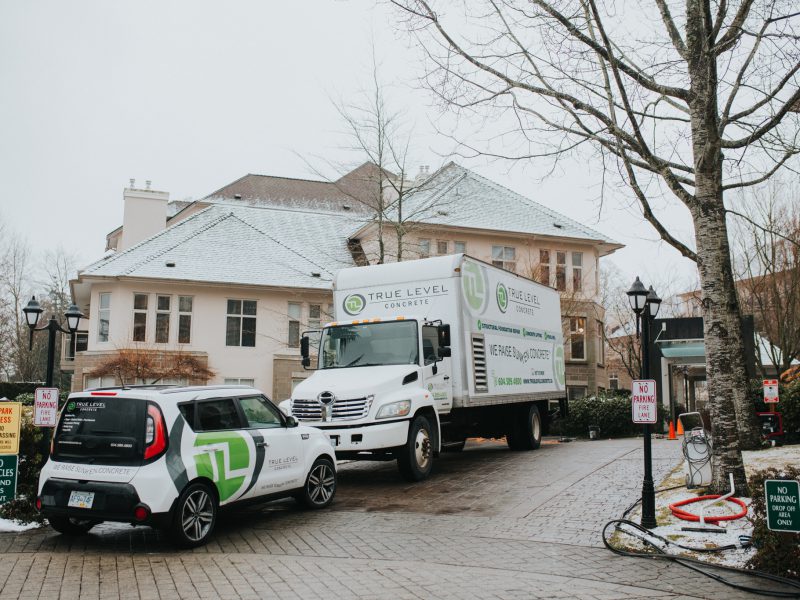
422;325;453;413
237;395;306;498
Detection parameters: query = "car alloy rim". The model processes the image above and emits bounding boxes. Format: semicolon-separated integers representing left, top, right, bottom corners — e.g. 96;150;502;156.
415;428;431;469
182;489;214;542
308;463;335;505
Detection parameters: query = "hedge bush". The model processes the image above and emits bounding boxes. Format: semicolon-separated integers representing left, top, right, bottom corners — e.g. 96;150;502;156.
749;378;800;444
0;382;39;401
746;466;800;580
553;393;664;438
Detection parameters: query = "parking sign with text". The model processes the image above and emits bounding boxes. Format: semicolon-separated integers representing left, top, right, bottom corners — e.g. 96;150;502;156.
632;380;657;424
34;387;59;427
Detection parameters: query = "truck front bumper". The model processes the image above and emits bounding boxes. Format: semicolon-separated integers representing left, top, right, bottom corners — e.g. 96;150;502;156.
318;419;410;453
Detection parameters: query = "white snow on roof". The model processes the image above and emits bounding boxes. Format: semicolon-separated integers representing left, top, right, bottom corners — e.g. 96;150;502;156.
81;204;363;290
392;163;620;247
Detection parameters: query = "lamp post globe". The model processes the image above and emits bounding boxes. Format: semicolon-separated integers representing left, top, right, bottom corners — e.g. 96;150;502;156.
627;277;648;314
64;304;84;334
23;296;43;329
646;286;661;319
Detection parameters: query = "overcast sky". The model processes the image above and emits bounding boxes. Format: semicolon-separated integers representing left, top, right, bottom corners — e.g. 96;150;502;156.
0;0;699;296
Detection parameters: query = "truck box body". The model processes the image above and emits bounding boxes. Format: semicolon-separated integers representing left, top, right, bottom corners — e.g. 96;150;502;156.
333;254;566;408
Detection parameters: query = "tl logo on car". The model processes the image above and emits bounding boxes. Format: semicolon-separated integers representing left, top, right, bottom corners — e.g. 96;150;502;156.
193;432;252;502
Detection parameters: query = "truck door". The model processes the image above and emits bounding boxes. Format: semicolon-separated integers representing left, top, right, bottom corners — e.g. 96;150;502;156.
422;324;453;414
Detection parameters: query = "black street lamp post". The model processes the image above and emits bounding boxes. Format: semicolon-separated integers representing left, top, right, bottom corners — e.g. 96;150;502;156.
22;296;84;388
627;277;661;529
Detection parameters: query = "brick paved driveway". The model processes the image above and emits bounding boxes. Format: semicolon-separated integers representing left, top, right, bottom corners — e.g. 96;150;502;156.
0;438;787;599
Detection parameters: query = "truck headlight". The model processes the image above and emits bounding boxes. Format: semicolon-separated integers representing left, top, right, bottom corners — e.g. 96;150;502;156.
376;399;411;419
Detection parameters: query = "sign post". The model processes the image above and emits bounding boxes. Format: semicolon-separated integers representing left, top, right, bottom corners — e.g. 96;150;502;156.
34;387;59;427
764;480;799;533
632;380;658;424
763;379;779;404
0;455;18;505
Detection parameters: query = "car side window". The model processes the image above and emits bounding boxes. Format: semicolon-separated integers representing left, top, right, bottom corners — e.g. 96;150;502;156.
196;399;243;431
178;403;196;429
239;396;283;429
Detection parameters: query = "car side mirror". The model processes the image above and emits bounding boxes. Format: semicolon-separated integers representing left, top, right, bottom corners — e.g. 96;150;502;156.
285;415;299;428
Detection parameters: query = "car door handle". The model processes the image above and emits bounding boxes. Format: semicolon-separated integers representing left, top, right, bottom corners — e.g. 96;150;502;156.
256;441;269;448
443;376;450;381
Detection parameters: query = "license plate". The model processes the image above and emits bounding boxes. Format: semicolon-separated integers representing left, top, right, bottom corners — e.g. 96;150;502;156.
68;491;95;509
329;435;339;447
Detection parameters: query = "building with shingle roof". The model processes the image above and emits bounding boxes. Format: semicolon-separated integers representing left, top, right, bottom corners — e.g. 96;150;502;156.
67;162;621;400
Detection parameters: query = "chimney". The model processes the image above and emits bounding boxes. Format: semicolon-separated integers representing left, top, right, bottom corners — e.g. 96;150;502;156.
416;165;430;182
119;179;169;250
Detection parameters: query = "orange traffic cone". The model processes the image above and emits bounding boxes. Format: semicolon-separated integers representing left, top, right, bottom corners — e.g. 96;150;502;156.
676;419;684;436
668;420;677;440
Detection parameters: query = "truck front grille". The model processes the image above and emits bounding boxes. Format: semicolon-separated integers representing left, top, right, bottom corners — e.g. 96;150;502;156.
291;396;373;421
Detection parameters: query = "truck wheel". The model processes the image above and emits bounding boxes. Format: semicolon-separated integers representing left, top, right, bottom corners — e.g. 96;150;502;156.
506;404;542;451
297;456;337;509
48;516;98;535
398;415;434;481
170;481;218;548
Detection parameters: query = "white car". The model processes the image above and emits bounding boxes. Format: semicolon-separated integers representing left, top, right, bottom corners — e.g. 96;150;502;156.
37;385;337;547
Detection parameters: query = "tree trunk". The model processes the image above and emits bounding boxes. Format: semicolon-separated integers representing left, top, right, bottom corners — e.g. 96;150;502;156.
685;0;759;494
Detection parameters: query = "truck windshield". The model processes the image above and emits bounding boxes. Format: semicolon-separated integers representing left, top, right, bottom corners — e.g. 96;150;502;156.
319;320;419;369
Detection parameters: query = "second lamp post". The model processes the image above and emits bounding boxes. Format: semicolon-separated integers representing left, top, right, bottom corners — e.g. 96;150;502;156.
22;296;84;389
627;277;661;529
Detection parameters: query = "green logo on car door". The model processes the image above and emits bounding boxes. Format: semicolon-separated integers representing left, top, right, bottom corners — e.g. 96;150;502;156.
193;432;251;502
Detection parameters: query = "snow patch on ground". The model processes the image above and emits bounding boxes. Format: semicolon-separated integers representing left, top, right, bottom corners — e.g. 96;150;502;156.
0;517;40;533
617;443;799;569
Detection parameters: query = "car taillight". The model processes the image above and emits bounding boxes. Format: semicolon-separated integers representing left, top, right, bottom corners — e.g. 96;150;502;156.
35;497;42;511
133;504;150;522
144;404;167;460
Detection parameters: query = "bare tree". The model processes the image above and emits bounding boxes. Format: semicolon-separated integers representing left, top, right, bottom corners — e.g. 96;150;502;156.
391;0;800;492
733;179;800;376
87;348;216;386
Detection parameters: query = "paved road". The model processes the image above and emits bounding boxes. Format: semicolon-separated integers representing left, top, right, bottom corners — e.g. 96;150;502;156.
0;438;792;599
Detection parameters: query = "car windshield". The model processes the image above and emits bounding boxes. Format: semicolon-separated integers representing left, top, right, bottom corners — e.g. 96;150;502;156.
319;320;419;369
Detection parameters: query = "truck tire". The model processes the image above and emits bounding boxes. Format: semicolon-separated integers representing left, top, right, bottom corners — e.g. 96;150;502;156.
397;415;434;481
506;404;542;451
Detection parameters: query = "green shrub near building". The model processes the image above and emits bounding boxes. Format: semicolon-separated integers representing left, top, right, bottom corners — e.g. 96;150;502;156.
553;392;663;438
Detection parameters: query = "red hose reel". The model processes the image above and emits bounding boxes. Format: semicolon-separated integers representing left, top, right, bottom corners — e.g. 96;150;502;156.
669;495;748;523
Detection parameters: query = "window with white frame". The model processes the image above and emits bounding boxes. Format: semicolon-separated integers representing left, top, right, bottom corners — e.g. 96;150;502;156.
419;238;431;258
596;320;604;365
565;316;586;360
454;241;466;254
224;377;255;386
178;296;193;344
492;245;516;271
556;252;567;291
308;304;321;330
226;299;257;347
97;293;111;342
609;373;619;390
538;249;550;285
288;302;302;348
572;252;583;292
155;295;171;343
436;240;449;255
84;375;116;389
133;293;148;342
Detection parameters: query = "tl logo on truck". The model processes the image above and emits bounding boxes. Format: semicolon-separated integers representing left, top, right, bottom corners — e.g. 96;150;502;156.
496;283;508;313
462;262;489;314
343;293;366;316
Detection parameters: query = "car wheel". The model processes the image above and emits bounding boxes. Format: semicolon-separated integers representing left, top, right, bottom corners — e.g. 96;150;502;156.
397;415;434;481
298;457;337;509
48;516;98;535
170;481;217;548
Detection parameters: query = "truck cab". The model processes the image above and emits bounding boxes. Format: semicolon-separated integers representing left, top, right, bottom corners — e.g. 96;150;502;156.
280;316;451;481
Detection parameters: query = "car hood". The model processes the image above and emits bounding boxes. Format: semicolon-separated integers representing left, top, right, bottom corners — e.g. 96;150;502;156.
293;364;419;400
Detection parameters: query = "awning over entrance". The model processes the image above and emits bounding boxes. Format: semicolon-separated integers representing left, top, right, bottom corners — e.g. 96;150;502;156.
656;339;705;359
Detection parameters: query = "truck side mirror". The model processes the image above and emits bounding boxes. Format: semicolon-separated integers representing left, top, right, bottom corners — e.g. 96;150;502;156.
300;336;311;368
438;324;451;348
439;347;452;358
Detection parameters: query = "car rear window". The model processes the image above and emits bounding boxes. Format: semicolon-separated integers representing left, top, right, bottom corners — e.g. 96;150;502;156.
53;397;147;466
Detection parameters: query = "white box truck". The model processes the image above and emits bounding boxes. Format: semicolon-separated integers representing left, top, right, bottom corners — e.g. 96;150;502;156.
279;254;566;481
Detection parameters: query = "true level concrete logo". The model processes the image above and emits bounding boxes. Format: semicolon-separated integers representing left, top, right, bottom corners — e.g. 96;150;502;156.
343;293;366;316
496;283;508;313
193;432;251;502
462;262;489;314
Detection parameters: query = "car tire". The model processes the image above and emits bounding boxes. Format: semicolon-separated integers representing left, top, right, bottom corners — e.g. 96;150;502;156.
297;456;337;509
397;415;434;481
48;516;98;535
170;481;218;548
506;404;542;451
